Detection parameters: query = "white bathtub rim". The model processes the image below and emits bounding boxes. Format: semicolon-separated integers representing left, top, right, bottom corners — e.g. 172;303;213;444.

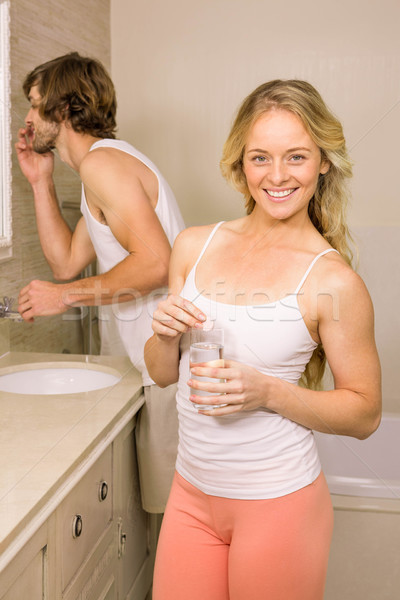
324;474;400;500
315;412;400;500
331;493;400;514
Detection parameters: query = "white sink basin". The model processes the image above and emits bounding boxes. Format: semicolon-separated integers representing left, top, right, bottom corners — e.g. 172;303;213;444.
0;363;121;395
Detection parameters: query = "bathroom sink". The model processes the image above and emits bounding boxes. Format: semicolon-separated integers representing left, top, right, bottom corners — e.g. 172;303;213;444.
0;362;121;395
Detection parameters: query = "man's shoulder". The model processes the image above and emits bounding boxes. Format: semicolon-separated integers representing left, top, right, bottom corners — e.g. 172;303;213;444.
80;142;143;182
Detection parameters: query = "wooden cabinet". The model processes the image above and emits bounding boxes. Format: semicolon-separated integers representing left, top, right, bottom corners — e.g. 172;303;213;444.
0;407;154;600
59;444;113;593
2;549;44;600
114;420;155;600
0;516;56;599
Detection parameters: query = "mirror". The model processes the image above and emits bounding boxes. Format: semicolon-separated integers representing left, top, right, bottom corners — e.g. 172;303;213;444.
0;0;11;259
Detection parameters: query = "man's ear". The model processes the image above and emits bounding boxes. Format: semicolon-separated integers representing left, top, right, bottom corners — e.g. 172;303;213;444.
58;103;70;123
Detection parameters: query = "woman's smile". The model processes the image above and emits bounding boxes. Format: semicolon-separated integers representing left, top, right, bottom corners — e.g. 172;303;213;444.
264;187;297;200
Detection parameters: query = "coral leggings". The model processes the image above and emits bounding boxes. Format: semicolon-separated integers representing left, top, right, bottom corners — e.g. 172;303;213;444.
153;471;333;600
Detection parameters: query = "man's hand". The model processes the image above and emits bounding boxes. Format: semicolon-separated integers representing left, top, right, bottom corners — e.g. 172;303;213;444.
18;280;71;322
15;127;54;185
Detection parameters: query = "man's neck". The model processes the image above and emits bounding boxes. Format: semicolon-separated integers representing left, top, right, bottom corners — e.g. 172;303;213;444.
56;124;101;172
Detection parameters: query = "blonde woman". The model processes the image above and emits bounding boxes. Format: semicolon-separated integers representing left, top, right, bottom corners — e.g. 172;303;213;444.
145;80;381;599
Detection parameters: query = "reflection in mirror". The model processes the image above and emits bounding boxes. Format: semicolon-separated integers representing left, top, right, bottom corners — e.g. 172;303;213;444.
0;0;11;259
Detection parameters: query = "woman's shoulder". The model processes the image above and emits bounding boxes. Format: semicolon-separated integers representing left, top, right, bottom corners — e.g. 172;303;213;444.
173;221;225;252
300;245;373;339
316;248;362;287
310;247;372;312
170;223;223;280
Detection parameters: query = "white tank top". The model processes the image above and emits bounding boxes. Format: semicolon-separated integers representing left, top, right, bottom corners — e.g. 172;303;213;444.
176;221;338;499
80;139;185;384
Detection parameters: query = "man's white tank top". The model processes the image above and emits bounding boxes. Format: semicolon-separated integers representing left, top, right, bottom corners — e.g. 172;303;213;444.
176;221;337;499
80;139;185;385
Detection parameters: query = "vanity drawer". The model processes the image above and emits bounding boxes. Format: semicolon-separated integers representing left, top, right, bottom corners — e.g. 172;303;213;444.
58;445;113;590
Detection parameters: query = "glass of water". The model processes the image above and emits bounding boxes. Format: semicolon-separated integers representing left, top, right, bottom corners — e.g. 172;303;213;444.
189;328;225;410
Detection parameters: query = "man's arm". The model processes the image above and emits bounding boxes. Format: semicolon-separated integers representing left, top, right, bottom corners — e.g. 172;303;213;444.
18;147;172;321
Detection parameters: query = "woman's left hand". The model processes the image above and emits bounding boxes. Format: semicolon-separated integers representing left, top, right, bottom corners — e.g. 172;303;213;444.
188;360;276;415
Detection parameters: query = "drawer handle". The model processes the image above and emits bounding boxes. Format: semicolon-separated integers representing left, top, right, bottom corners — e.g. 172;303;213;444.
72;514;83;539
118;518;127;558
98;480;109;502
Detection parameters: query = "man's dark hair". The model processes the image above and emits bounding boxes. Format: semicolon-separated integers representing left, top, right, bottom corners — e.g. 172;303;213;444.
23;52;117;138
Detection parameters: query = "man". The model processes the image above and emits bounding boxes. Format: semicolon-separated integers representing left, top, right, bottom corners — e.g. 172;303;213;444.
16;52;185;514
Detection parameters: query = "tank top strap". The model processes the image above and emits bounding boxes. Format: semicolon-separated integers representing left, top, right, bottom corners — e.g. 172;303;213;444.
192;221;226;271
293;248;339;295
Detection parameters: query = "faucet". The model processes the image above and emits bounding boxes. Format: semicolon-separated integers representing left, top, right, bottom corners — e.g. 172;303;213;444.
0;297;23;322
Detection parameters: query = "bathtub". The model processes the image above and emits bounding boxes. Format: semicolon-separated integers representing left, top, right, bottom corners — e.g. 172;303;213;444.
314;414;400;600
314;413;400;500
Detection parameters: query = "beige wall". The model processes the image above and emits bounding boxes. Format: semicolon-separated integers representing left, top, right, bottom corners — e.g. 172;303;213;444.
111;0;400;411
1;2;397;402
1;0;111;353
110;0;400;228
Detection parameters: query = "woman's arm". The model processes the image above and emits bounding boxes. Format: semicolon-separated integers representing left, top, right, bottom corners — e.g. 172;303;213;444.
144;228;209;387
189;264;381;439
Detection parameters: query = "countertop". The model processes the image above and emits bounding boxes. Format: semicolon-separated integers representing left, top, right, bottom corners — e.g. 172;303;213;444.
0;351;144;567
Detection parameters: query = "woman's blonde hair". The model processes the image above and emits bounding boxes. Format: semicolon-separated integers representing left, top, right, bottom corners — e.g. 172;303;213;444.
220;79;354;389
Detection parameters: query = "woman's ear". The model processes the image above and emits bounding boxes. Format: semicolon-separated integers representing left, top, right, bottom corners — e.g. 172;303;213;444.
320;159;330;175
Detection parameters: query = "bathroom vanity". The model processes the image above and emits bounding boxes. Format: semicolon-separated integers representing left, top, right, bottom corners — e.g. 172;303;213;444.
0;351;155;599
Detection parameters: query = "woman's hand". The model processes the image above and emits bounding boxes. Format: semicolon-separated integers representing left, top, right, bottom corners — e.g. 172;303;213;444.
188;359;277;415
152;294;207;342
145;294;208;388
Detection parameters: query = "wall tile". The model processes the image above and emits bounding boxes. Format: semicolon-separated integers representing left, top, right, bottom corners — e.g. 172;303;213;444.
1;0;111;354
